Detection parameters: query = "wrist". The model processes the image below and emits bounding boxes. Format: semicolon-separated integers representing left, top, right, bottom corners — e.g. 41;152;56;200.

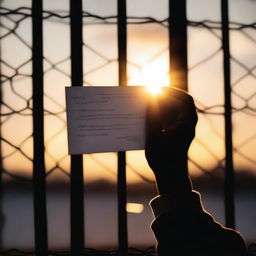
154;157;192;195
156;176;192;195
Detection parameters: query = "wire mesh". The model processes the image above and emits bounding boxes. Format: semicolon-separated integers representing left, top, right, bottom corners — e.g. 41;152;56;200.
0;0;255;252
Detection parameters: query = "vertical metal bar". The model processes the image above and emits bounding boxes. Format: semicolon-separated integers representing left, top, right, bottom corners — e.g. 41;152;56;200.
117;0;128;254
221;0;235;229
117;152;127;254
70;0;84;254
32;0;48;255
168;0;188;91
70;155;84;254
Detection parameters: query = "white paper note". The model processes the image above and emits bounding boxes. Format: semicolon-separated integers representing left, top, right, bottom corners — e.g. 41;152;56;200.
65;86;147;154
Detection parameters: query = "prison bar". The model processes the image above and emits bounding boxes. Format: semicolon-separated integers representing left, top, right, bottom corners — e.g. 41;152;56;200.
70;0;85;254
117;0;128;254
221;0;235;229
32;0;48;255
168;0;188;91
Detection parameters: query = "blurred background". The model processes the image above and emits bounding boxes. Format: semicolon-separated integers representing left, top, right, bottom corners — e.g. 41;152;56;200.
0;0;255;252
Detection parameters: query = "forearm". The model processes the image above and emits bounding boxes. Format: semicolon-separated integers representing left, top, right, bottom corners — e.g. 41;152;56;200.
154;154;192;195
150;191;248;256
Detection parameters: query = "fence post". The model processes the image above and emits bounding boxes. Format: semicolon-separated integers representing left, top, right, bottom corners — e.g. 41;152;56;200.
221;0;235;229
32;0;48;255
117;0;128;255
70;0;85;255
168;0;188;91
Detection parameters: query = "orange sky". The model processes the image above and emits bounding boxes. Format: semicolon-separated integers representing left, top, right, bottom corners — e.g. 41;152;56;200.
1;0;256;183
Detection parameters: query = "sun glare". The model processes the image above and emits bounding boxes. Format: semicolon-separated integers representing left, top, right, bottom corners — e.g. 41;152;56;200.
129;60;170;95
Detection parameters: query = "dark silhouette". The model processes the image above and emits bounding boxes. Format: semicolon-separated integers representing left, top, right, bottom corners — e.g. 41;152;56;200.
145;87;248;256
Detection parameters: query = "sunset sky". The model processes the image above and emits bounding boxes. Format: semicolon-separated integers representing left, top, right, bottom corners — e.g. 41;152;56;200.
1;0;255;183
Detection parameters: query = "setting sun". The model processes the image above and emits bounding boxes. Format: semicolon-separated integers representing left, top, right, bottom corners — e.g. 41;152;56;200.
129;60;170;95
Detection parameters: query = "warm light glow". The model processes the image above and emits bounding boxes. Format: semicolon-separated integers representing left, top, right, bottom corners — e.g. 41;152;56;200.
126;203;144;213
129;60;170;95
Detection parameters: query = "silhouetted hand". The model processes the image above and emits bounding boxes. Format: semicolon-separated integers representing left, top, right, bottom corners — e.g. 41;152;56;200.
145;87;198;194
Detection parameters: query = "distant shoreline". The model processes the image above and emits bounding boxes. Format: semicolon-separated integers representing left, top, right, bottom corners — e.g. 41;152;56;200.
2;169;256;194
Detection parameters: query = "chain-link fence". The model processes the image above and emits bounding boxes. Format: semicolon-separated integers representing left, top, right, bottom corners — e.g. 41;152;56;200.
0;0;255;255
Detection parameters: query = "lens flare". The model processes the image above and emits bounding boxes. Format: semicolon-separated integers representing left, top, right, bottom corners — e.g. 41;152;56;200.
126;203;144;213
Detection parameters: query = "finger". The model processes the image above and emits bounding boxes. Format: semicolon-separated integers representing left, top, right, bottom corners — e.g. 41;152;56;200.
160;88;198;129
162;86;194;106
